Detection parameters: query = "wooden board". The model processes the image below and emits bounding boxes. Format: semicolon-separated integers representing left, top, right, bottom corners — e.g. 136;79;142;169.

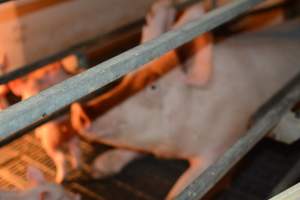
0;0;153;72
270;183;300;200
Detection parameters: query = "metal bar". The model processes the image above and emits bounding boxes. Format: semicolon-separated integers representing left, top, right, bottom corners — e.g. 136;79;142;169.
0;0;265;141
0;19;144;84
0;0;201;84
175;72;300;200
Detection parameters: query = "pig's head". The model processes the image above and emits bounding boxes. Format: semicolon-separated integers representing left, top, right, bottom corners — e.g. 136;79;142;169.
26;166;80;200
141;0;176;43
7;64;62;100
8;77;40;100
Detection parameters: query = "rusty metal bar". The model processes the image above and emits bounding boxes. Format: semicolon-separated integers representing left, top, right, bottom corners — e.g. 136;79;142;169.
175;72;300;200
0;0;265;142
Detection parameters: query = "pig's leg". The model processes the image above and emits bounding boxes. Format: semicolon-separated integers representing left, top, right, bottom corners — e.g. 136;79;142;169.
47;148;67;183
165;156;209;200
67;137;82;169
91;149;142;178
45;148;67;183
35;124;68;183
173;3;213;87
53;154;67;184
70;103;91;135
38;134;66;183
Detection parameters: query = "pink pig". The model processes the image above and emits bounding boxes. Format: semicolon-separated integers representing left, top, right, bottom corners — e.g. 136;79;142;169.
0;84;9;110
72;1;299;199
8;58;82;183
0;55;9;111
0;166;80;200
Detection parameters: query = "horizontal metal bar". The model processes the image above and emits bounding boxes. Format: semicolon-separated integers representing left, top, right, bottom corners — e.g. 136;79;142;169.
0;0;264;140
175;72;300;200
0;0;201;84
0;19;144;84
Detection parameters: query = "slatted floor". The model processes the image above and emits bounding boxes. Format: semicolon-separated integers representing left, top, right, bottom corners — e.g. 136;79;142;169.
0;132;299;200
0;133;188;200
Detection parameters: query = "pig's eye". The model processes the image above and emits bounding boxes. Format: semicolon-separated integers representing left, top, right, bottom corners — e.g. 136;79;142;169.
151;85;157;90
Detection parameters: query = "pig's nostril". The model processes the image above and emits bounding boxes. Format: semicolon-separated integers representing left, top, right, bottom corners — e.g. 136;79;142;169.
151;85;157;90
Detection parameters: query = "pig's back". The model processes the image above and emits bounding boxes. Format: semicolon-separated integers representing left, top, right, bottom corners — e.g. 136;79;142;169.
87;19;300;158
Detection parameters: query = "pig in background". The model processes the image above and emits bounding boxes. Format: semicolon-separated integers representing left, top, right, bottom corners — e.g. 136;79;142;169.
0;85;9;110
5;56;83;183
0;55;9;110
0;166;80;200
71;0;300;199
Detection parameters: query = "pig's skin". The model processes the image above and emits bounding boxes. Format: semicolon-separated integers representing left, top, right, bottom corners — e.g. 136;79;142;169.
8;62;82;183
0;85;9;110
71;1;299;199
0;55;9;111
0;166;80;200
82;24;300;199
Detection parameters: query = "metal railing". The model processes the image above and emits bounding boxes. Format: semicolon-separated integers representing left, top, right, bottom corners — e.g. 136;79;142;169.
2;0;298;199
0;0;265;140
176;72;300;199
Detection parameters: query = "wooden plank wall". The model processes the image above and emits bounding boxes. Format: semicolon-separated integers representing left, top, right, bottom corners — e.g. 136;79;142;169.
0;0;153;73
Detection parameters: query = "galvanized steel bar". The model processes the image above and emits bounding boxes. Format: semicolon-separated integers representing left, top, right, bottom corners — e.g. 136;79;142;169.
175;73;300;200
0;0;264;140
0;0;200;84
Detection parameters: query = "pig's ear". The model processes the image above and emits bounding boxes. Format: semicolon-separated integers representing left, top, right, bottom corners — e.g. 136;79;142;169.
179;34;213;87
8;79;24;97
26;166;46;186
61;54;85;74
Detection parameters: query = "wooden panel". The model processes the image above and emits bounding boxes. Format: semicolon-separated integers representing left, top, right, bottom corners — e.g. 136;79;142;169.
0;0;153;72
270;183;300;200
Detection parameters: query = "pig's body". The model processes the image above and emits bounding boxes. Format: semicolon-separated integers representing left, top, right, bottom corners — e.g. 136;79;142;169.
8;62;82;183
71;1;300;199
87;18;300;152
82;19;300;153
83;21;300;198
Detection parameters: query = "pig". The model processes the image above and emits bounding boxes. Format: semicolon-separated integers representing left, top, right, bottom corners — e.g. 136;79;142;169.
0;84;9;110
71;1;300;199
0;166;80;200
8;58;82;183
0;54;9;110
209;0;286;38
